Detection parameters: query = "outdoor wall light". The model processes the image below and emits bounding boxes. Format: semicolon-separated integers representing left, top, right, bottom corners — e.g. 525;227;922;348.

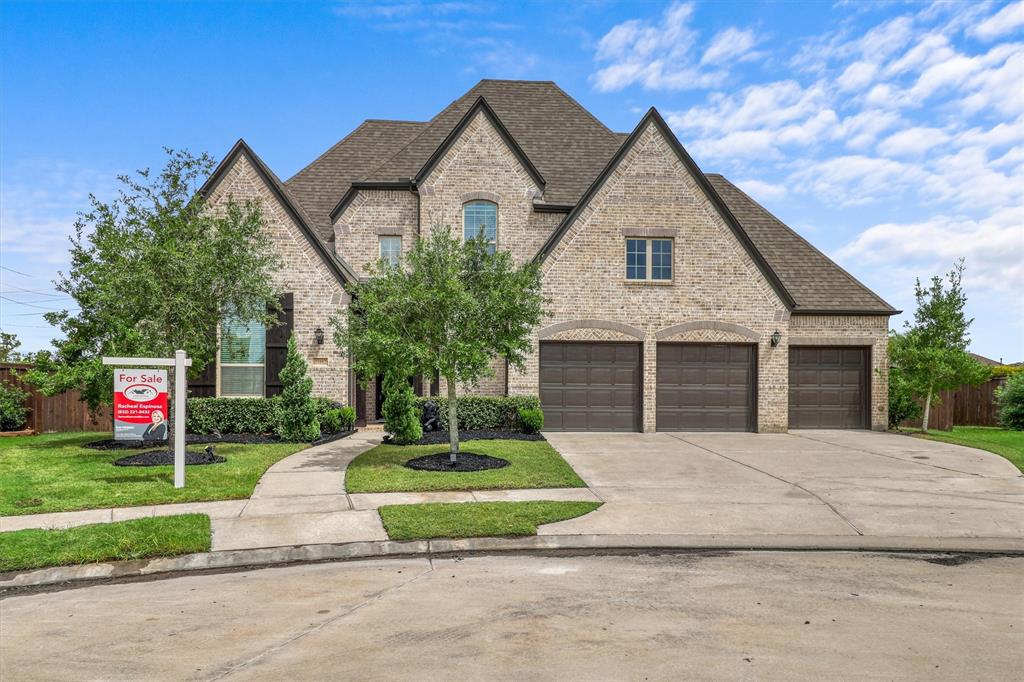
314;327;325;345
770;330;782;347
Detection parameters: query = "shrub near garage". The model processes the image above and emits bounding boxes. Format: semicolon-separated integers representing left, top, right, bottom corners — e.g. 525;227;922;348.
415;396;541;431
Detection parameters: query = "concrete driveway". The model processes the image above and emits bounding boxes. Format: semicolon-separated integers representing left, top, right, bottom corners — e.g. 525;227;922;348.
542;430;1024;540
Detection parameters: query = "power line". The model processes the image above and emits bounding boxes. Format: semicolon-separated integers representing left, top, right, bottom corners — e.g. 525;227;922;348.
0;265;33;277
0;295;68;311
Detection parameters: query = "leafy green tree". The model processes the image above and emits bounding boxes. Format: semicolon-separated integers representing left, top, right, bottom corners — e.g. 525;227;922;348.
0;332;33;363
335;225;544;460
887;361;921;428
889;259;988;432
26;148;281;454
277;335;320;442
995;373;1024;431
0;379;29;431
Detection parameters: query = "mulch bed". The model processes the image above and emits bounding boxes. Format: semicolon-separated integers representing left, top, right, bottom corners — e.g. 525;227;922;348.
404;452;511;472
389;429;545;446
113;446;227;467
87;429;354;451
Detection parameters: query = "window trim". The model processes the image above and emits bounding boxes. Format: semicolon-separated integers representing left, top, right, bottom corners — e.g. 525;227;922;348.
216;317;266;398
462;199;498;253
379;235;402;266
625;237;674;283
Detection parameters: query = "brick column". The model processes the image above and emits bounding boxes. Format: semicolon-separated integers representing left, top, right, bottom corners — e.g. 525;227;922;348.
643;335;657;433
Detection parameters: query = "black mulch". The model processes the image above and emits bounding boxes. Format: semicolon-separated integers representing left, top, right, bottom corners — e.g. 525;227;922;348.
113;446;226;467
388;429;544;446
87;429;354;451
404;452;510;472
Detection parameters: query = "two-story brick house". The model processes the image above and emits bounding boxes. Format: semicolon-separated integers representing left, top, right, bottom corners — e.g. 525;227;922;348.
193;79;897;433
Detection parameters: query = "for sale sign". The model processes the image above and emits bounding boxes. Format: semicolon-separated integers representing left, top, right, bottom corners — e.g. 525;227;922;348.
114;369;168;441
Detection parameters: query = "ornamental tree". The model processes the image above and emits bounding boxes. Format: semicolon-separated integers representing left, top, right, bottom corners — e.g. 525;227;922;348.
889;259;988;432
27;149;282;451
335;225;544;460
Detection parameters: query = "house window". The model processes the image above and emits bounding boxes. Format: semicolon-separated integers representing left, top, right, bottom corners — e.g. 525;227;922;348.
219;316;265;397
463;201;497;254
379;236;402;266
625;238;673;281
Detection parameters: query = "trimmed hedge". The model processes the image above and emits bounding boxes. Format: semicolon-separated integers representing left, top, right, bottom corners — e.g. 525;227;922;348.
415;395;541;431
186;396;353;437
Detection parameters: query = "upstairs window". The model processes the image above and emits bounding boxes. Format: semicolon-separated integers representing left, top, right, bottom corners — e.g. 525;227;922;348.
463;201;497;254
219;316;265;397
379;236;402;266
625;238;673;281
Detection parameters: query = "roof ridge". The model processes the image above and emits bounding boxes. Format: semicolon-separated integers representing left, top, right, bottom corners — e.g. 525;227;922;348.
547;81;615;136
711;175;896;313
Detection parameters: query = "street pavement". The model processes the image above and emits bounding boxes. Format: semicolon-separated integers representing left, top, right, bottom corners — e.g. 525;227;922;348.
2;551;1021;680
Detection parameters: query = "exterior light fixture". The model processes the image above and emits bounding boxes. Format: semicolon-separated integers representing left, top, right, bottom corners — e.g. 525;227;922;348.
314;327;325;345
770;330;782;347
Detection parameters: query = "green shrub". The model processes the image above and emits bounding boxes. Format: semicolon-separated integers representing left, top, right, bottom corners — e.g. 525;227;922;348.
414;395;540;431
185;397;281;434
0;379;29;431
518;407;544;433
382;374;422;443
320;408;343;434
312;396;339;420
888;366;921;428
996;373;1024;431
277;335;320;442
338;405;356;430
990;364;1024;379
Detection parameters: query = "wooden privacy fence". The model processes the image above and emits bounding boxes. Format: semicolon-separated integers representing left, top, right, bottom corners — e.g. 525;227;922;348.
901;376;1005;432
0;363;112;433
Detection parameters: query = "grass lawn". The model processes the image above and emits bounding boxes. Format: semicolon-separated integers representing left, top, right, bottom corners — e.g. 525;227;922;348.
0;514;210;572
345;439;586;493
911;426;1024;473
378;501;601;540
0;432;307;516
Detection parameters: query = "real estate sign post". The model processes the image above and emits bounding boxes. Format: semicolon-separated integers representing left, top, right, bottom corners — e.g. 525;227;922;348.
103;351;191;488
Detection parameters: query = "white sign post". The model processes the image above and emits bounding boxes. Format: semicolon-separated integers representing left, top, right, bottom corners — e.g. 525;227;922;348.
103;351;192;488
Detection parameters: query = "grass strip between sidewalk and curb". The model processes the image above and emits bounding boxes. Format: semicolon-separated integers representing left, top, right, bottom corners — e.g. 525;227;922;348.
346;440;586;493
0;432;308;516
378;501;602;540
0;514;211;572
909;426;1024;473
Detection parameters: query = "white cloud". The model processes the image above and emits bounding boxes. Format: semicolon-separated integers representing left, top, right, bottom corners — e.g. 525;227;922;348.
836;60;878;91
970;0;1024;41
877;126;950;156
790;155;928;206
733;179;787;200
701;27;759;65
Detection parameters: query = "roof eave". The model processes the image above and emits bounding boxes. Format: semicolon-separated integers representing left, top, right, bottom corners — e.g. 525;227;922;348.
328;180;416;223
791;307;902;316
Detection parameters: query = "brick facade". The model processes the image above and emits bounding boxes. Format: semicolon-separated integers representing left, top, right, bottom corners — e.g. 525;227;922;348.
205;153;350;403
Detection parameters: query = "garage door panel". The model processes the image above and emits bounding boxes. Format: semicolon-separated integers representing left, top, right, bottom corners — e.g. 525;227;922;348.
657;343;755;432
541;342;641;432
789;347;867;429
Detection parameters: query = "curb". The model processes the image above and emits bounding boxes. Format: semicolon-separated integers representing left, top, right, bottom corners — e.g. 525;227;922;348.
4;533;1024;591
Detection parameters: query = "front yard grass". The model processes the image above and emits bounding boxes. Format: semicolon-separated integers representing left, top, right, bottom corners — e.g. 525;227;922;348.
379;501;601;540
345;439;586;493
0;432;307;516
0;514;210;572
912;426;1024;473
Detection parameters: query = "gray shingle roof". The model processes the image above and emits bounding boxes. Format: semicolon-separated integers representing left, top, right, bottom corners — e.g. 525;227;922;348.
285;120;426;242
707;175;897;313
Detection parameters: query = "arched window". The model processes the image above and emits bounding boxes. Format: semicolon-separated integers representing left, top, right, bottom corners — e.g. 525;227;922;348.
463;201;497;254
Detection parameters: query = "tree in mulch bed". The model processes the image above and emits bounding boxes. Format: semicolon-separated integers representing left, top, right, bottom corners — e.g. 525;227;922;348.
335;225;543;468
113;445;226;467
277;335;320;442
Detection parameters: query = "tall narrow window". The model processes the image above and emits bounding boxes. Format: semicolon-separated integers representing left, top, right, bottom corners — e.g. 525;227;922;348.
463;201;497;254
626;239;647;280
625;238;673;281
379;236;402;266
651;239;673;280
219;316;265;397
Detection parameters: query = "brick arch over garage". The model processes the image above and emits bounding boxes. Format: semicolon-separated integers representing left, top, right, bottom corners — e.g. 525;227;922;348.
655;321;761;342
539;319;646;341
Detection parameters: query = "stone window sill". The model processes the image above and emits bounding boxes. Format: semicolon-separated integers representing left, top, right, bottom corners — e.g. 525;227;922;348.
624;279;674;286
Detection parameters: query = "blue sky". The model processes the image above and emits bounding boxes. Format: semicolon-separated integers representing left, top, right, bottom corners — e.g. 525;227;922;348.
2;0;1022;361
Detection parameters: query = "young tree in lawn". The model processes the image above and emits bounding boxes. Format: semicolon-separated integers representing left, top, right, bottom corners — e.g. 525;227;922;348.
889;259;988;432
336;225;544;461
27;148;281;452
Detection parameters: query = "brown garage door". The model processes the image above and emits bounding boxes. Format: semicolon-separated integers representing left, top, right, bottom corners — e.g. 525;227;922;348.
789;347;868;429
657;344;755;432
540;342;641;431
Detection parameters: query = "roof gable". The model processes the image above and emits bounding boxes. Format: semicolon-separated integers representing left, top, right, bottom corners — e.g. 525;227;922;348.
201;139;359;285
534;107;796;309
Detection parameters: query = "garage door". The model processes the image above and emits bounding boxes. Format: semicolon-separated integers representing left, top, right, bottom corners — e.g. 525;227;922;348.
540;342;641;431
789;347;868;429
657;344;755;431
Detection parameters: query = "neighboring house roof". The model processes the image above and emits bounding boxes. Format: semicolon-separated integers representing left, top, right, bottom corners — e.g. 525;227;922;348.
211;79;897;314
200;139;359;285
970;353;1001;366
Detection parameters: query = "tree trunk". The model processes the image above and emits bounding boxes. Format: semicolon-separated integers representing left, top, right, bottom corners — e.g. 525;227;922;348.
922;385;933;433
447;377;459;463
